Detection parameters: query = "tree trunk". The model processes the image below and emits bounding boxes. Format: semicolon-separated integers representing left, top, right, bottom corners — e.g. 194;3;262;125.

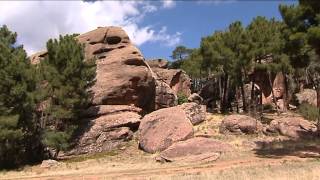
235;87;239;113
317;86;320;108
240;70;247;112
283;72;288;111
221;74;229;113
219;75;223;112
260;88;263;121
268;71;279;115
316;86;320;136
250;73;256;116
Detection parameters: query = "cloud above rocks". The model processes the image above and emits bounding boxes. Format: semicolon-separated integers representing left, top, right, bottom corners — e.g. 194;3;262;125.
162;0;176;9
0;1;181;55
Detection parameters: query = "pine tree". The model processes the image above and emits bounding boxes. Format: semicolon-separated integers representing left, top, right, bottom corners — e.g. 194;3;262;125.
280;0;320;129
0;25;39;168
170;45;193;69
246;17;291;115
39;34;96;158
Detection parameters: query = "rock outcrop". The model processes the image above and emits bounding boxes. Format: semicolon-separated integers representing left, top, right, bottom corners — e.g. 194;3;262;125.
146;59;191;110
31;26;156;112
77;27;155;111
219;115;263;134
147;58;169;69
294;89;317;106
188;93;203;105
69;105;142;155
179;102;206;125
154;74;178;110
158;137;232;162
152;67;191;96
266;117;317;139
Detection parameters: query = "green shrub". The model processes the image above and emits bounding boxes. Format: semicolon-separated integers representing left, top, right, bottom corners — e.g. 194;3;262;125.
177;93;188;105
298;103;320;122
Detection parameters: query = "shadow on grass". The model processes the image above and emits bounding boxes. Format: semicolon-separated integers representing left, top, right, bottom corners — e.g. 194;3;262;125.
253;136;320;159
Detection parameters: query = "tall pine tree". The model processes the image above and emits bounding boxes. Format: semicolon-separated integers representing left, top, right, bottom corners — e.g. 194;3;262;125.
39;34;96;158
0;25;40;168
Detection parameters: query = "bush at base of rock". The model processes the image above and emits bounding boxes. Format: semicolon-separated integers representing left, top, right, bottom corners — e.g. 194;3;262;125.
219;115;263;134
177;93;188;105
298;103;320;122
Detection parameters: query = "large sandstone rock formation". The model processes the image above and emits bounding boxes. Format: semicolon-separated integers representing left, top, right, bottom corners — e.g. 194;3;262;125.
31;26;155;112
77;27;155;111
266;117;317;139
219;115;263;134
158;137;232;162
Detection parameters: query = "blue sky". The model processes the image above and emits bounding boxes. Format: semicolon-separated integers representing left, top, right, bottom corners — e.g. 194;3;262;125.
0;0;296;60
139;0;296;60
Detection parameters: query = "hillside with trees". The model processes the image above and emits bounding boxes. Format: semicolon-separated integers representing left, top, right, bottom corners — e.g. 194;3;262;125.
0;0;320;179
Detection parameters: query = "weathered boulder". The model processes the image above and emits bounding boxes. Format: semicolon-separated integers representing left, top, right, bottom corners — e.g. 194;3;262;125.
219;115;263;134
188;93;203;104
294;89;317;106
154;75;178;110
40;159;61;168
179;103;206;125
158;137;232;162
146;59;169;68
152;67;191;97
266;117;317;139
68;105;142;155
30;50;47;65
138;106;194;153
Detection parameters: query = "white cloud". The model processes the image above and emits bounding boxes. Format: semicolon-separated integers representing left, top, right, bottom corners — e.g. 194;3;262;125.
162;0;176;9
0;1;180;55
196;0;237;5
152;27;181;46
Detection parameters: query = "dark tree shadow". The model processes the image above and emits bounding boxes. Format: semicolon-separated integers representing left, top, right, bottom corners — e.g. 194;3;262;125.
253;132;320;159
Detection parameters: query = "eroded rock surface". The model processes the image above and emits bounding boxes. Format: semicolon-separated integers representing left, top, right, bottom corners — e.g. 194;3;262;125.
158;137;232;162
154;74;178;110
294;89;317;106
188;93;203;105
219;115;263;134
179;103;206;125
30;26;155;112
147;58;169;69
146;59;191;110
267;117;317;139
138;106;194;153
77;27;155;111
68;105;142;155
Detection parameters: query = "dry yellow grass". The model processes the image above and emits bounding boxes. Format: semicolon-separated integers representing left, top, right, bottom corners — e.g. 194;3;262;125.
1;113;320;180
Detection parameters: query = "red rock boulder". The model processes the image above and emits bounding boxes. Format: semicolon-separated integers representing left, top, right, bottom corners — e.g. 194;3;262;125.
158;137;232;162
219;115;263;134
138;106;194;153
